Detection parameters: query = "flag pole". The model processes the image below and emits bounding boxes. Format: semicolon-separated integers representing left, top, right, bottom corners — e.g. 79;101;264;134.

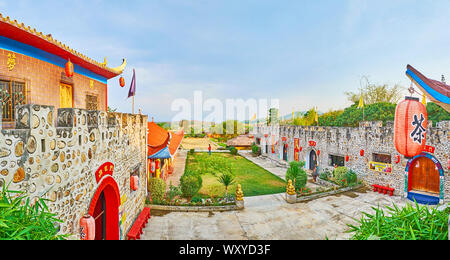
133;93;135;114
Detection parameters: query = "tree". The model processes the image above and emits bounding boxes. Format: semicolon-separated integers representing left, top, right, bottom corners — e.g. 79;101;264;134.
345;80;404;105
217;172;236;198
427;102;450;126
285;161;307;190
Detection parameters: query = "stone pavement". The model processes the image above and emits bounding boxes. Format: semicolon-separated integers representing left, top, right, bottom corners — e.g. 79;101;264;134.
142;188;406;240
165;150;187;188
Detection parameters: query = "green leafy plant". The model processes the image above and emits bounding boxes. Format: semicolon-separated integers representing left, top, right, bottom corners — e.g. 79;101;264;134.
217;172;236;198
229;147;238;155
345;170;358;186
167;182;182;202
333;166;348;184
180;171;203;200
319;171;332;181
149;177;166;203
0;183;67;240
251;144;261;156
347;201;449;240
286;161;307;190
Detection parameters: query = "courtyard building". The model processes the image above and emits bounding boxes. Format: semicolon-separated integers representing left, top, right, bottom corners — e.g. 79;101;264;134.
0;13;148;240
254;120;449;205
0;13;126;129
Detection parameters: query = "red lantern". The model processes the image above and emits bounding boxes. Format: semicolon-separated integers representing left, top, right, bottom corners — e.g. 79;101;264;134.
299;147;303;152
65;59;74;78
285;144;288;149
119;76;125;87
360;150;365;156
394;97;428;158
317;150;321;156
130;175;139;191
79;214;95;240
345;155;350;162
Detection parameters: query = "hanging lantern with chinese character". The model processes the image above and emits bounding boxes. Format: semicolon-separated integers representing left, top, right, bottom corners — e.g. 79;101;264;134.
79;214;95;240
394;96;428;158
65;59;74;78
345;155;350;162
360;150;365;157
119;76;126;87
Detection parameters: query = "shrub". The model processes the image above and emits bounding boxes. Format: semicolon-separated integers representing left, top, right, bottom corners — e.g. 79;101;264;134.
167;182;182;202
320;171;331;181
188;149;195;155
149;177;166;203
345;170;358;185
333;166;348;183
251;144;261;156
180;171;203;199
229;147;238;155
286;161;308;190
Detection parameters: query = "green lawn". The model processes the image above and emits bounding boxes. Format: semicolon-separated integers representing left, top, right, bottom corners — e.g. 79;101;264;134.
185;152;287;197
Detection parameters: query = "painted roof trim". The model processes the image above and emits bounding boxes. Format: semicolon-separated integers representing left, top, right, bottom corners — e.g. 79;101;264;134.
0;13;126;80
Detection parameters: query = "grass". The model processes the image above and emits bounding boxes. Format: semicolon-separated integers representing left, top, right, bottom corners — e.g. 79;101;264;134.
185;152;286;197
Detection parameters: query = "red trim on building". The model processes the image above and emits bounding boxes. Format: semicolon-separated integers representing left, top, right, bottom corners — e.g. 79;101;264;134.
88;175;120;240
0;21;120;79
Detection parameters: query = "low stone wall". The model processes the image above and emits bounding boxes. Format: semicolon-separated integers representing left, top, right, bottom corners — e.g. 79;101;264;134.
287;184;364;203
146;204;241;212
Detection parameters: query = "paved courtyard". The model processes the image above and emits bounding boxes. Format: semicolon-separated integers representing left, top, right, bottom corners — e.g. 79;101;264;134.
142;187;406;240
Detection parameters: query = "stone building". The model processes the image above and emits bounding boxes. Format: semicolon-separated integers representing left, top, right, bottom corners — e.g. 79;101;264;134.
254;121;449;205
0;13;126;128
0;104;148;240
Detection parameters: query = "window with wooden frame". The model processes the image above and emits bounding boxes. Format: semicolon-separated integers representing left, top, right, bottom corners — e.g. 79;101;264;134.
372;153;392;164
0;78;29;124
86;94;98;111
59;83;73;108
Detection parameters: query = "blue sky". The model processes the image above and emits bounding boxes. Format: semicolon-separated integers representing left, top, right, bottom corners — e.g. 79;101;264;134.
2;0;450;121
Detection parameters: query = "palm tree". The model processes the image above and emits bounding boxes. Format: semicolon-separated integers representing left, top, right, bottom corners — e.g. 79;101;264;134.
217;173;236;199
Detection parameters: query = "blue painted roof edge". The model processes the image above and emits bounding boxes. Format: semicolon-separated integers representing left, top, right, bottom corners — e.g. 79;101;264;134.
0;36;107;84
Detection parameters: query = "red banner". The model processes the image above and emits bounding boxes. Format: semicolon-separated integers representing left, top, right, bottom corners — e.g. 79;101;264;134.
309;141;316;147
95;162;114;183
423;145;435;154
294;138;300;162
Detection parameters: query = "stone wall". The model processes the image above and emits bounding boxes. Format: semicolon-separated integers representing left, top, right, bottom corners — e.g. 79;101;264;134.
0;104;148;240
254;121;449;202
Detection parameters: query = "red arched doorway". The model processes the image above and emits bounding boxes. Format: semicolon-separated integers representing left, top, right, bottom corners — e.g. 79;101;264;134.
88;176;120;240
408;157;440;195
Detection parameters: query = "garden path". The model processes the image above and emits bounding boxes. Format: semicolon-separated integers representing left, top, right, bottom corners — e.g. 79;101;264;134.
165;150;187;188
141;187;406;240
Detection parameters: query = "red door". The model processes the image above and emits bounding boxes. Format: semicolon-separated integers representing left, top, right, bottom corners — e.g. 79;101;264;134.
409;157;440;194
88;177;120;240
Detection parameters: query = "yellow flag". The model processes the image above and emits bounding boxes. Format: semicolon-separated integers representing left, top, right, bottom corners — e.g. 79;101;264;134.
357;94;365;109
251;113;257;121
422;94;427;105
315;107;319;123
